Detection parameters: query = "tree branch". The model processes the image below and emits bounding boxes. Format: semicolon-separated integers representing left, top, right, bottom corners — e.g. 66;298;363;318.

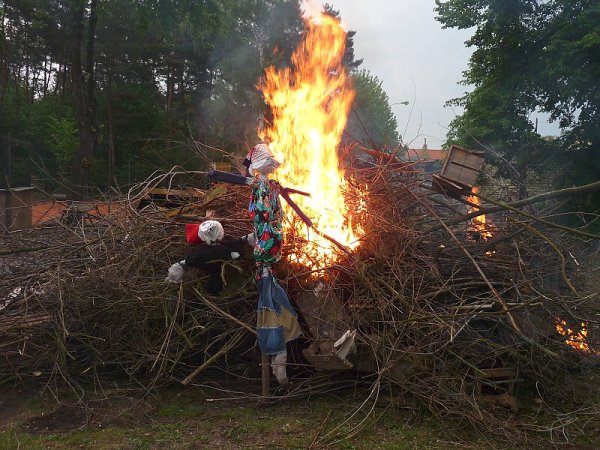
425;180;600;239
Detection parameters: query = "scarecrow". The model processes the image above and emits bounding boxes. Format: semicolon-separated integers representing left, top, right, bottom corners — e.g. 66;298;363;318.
165;220;249;295
242;142;301;388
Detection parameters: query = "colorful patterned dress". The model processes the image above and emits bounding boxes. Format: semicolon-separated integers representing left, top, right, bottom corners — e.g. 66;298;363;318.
249;176;301;355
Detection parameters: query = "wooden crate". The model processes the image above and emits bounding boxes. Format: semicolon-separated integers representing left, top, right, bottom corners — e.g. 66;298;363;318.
0;187;34;230
432;145;485;197
295;282;355;370
212;161;233;172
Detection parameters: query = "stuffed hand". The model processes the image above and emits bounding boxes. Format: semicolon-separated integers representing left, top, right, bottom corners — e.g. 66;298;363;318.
165;261;185;283
244;232;256;248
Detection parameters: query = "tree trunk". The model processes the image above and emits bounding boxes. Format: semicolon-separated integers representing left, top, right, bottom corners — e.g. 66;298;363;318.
166;70;174;113
43;57;50;96
107;74;115;187
69;0;97;199
0;1;8;106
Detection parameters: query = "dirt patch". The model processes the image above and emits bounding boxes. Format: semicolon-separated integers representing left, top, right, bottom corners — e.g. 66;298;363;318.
0;387;33;425
23;396;153;434
23;405;86;434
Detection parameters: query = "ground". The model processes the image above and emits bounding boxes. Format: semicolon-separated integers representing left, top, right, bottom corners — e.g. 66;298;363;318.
0;382;514;450
2;380;600;449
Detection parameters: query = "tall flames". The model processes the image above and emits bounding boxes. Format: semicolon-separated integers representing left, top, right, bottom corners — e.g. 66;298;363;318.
259;12;363;267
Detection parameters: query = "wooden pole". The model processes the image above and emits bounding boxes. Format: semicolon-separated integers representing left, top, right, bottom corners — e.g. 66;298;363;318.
261;353;270;397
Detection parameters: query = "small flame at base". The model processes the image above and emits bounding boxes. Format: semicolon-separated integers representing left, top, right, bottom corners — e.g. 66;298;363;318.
466;187;495;255
555;316;599;355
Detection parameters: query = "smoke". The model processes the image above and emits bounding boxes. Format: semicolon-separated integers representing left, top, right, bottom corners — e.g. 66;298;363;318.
301;0;323;20
301;0;349;30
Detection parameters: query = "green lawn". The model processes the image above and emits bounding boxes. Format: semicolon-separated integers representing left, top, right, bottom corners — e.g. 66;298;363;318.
1;383;598;449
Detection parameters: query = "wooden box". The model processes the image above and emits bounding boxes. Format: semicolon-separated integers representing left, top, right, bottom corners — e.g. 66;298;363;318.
0;187;34;231
432;145;485;197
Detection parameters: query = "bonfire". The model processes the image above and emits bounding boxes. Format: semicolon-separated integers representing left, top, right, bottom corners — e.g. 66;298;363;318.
1;10;600;445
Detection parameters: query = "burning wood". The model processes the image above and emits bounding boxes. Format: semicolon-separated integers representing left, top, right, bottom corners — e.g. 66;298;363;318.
260;12;364;269
1;167;600;440
466;186;496;257
556;317;599;355
466;187;493;241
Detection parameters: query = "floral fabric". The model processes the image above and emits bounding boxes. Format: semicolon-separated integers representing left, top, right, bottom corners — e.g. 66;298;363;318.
248;177;283;270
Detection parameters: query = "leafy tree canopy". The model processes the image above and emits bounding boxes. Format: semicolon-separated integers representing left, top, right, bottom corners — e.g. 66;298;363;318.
436;0;600;223
0;0;397;194
436;0;600;179
346;70;400;151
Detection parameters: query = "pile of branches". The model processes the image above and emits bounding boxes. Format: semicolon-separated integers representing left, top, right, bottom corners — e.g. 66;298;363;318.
1;164;600;442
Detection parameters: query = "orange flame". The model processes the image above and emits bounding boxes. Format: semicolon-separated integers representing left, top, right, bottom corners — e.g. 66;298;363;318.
555;317;599;355
467;187;493;240
259;12;363;267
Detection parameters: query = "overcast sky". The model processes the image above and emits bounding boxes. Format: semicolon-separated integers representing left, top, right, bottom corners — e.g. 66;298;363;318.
321;0;473;149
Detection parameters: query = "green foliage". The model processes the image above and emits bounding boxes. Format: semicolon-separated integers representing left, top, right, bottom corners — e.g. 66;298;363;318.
0;85;69;186
47;115;78;177
346;70;400;150
436;1;542;161
436;0;600;227
0;0;396;191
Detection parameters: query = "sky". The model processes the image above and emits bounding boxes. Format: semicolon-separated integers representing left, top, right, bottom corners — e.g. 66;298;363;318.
322;0;557;149
324;0;474;149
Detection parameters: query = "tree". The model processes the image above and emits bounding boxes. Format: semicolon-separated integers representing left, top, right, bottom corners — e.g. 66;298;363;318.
435;1;600;191
436;0;600;226
536;0;600;189
69;0;97;198
345;69;400;150
435;0;546;197
0;1;315;190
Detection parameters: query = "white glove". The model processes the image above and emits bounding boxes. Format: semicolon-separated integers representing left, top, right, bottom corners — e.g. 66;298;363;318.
165;261;185;283
230;252;240;259
271;351;289;388
244;232;256;247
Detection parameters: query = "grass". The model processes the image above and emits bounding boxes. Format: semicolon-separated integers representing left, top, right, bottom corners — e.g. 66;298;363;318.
1;383;599;449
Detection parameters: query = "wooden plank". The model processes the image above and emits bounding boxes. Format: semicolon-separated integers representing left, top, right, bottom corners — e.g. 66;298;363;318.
261;353;270;396
443;163;481;185
450;159;484;171
432;174;470;197
295;282;355;370
442;164;465;181
479;367;517;379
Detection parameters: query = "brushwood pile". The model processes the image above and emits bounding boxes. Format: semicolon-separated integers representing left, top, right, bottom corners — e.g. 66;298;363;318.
1;163;599;440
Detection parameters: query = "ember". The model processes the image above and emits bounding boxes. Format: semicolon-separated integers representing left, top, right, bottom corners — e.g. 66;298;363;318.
260;12;364;268
556;317;599;355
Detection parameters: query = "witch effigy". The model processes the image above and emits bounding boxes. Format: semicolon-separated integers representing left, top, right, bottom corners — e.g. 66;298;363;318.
242;142;301;388
167;142;303;388
165;220;249;295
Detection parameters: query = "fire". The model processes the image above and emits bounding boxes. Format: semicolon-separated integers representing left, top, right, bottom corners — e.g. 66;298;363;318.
555;317;599;355
259;12;363;267
466;187;493;241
